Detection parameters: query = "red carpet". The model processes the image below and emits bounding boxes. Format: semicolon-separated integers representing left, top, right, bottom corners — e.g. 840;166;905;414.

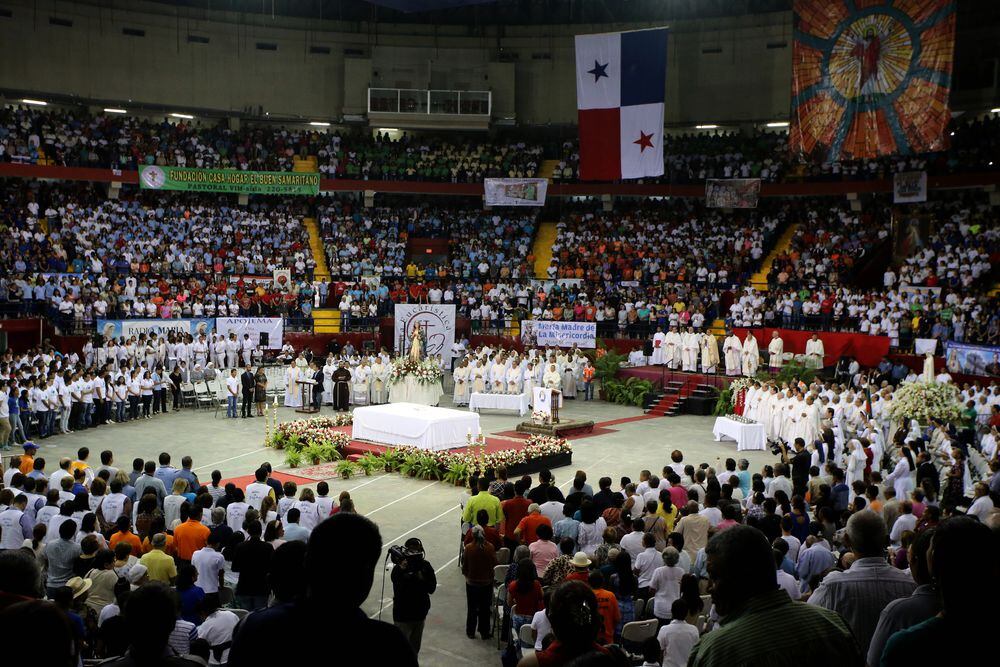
593;415;661;427
219;471;316;490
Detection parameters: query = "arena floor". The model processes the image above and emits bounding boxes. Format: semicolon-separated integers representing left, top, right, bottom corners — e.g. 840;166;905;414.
26;395;775;665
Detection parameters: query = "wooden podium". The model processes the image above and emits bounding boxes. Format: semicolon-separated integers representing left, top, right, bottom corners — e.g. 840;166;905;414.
296;378;318;414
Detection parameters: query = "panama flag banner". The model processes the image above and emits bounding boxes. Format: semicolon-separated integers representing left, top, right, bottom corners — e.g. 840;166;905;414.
575;28;667;181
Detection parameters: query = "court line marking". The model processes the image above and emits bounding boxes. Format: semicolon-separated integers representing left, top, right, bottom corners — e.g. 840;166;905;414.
366;481;439;516
194;448;270;471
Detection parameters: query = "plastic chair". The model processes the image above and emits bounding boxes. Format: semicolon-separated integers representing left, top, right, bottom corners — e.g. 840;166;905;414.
496;547;510;565
620;618;658;653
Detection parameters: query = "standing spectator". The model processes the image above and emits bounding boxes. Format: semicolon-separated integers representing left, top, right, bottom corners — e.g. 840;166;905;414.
230;521;272;611
462;525;497;640
44;520;81;598
808;512;916;656
228;513;416;666
390;538;437;657
686;526;861;667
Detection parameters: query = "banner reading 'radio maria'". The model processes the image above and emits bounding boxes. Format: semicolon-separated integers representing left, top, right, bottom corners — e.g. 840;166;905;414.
139;165;320;195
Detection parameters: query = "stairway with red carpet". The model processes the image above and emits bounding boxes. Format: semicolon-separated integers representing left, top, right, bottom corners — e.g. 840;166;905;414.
644;375;720;417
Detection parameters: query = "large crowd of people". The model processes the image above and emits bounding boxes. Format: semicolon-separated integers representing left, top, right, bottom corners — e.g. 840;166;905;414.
0;106;541;182
551;114;1000;184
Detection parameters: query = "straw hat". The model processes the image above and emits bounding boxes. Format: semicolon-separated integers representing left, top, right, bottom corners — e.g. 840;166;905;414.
66;576;92;600
570;552;592;568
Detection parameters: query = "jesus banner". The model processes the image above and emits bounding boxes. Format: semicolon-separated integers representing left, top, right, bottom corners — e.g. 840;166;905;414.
790;0;955;161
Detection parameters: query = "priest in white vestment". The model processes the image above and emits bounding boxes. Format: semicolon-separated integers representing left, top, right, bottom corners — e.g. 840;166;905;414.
651;328;666;365
283;363;302;408
767;331;784;372
804;334;825;370
543;364;562;390
664;327;682;370
741;333;760;377
700;333;720;374
681;328;699;372
452;359;471;406
723;332;742;376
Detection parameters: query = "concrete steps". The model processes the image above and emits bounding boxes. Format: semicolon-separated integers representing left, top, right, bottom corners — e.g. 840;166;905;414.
303;217;330;283
532;221;558;279
313;308;341;334
538;159;560;180
748;223;799;291
293;155;318;173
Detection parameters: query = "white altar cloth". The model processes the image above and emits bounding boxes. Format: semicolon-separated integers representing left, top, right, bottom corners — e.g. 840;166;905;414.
468;392;530;416
352;402;481;451
712;417;766;452
388;375;443;406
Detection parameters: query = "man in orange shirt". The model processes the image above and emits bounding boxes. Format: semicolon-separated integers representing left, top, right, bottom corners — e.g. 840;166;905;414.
589;570;621;644
582;362;596;401
109;516;143;554
173;505;211;563
513;504;552;546
18;442;38;475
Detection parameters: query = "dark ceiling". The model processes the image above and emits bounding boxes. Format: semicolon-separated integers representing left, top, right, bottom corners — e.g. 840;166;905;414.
147;0;794;25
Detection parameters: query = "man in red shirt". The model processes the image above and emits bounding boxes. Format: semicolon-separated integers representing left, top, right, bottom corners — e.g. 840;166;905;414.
514;504;552;546
501;479;531;549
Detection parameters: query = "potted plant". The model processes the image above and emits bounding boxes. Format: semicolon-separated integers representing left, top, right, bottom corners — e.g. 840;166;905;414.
399;451;422;477
443;459;471;486
415;454;442;480
302;444;324;466
336;460;358;479
284;449;302;469
380;449;402;473
357;453;382;477
593;349;627;400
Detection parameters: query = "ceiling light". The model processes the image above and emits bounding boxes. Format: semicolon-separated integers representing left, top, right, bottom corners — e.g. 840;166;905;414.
378;128;399;133
991;107;1000;113
766;121;789;127
22;98;47;106
309;121;331;127
170;113;194;119
103;108;127;114
695;124;718;129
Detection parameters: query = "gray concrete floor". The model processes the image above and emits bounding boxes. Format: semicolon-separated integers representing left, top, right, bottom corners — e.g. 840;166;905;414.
22;395;775;666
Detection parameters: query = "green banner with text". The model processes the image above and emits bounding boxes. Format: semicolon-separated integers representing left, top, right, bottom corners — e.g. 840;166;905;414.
138;165;319;195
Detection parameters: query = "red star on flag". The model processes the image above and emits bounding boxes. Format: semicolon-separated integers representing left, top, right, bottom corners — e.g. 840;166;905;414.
634;131;655;152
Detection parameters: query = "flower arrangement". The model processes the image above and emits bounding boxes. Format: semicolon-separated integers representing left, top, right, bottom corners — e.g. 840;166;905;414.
269;418;571;478
388;357;443;386
888;381;963;425
531;410;552;426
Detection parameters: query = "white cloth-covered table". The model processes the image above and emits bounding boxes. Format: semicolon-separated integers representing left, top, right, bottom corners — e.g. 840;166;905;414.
468;392;530;416
712;417;766;452
388;376;443;406
352;402;481;451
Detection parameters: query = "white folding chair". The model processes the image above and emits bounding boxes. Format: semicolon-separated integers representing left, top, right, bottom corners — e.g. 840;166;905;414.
179;382;196;408
518;623;536;655
194;382;215;411
620;618;658;653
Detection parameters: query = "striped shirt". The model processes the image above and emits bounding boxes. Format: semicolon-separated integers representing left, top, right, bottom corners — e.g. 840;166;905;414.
807;557;916;656
687;589;861;667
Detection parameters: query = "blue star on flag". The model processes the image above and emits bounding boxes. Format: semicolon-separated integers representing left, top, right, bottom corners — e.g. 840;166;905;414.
587;60;609;82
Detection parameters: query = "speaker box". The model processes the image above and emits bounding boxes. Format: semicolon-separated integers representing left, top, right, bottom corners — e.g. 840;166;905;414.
643;341;653;357
685;396;715;416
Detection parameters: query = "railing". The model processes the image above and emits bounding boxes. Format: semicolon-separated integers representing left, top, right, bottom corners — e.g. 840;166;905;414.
367;88;491;116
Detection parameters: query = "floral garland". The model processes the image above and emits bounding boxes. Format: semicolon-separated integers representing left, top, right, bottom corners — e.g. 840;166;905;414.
888;381;963;425
388;357;444;386
725;377;756;410
388;434;572;472
267;416;571;474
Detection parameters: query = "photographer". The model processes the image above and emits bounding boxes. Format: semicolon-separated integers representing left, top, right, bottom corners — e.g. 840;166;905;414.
390;538;437;656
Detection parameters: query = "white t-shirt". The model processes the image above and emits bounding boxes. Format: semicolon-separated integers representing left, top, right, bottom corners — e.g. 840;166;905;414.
197;609;240;665
192;546;226;594
530;609;552;651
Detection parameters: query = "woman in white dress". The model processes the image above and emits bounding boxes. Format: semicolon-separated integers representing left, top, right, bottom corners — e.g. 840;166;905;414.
453;359;470;406
884;445;916;501
845;439;866;486
283;362;301;408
